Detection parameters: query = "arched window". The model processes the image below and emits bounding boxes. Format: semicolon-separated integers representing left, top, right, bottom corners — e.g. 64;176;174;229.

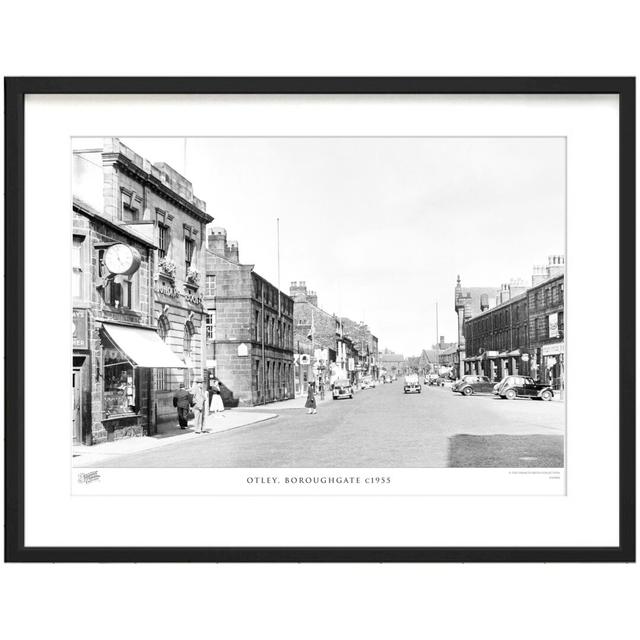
157;314;170;342
155;315;171;390
183;321;195;387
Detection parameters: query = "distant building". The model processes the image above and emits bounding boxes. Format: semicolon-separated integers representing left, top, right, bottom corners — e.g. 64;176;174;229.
379;352;405;377
454;276;499;377
290;281;344;394
462;256;565;389
205;229;294;406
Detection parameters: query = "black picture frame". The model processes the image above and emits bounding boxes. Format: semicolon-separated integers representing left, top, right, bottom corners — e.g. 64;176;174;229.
4;77;635;563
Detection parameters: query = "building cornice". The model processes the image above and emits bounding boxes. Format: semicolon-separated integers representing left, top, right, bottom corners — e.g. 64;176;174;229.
103;151;213;225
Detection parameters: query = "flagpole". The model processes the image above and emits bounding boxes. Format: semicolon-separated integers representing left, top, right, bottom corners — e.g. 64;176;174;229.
277;217;281;317
435;301;439;376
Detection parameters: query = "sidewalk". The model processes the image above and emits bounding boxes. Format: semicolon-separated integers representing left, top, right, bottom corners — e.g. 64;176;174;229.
72;408;276;467
235;392;333;412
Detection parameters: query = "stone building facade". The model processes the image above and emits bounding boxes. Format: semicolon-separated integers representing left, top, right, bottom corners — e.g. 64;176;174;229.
290;281;344;394
527;270;565;390
72;140;212;444
461;256;565;388
463;292;530;380
205;229;294;406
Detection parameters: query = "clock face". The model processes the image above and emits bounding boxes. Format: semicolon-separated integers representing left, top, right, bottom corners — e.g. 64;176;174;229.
104;244;135;274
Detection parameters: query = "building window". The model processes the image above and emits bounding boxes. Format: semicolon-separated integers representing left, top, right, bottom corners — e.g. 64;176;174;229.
156;315;171;390
183;321;195;387
205;274;216;297
72;236;84;299
558;311;564;333
205;312;215;341
158;224;169;259
103;274;135;310
254;310;260;341
185;238;195;271
121;189;139;222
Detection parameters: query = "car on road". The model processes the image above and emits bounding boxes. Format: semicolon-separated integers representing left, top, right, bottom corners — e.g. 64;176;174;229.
403;374;422;394
495;375;554;401
425;373;439;386
360;376;375;390
332;379;354;400
453;375;495;396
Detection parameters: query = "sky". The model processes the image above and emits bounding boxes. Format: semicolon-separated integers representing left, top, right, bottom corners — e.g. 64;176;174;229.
75;137;565;356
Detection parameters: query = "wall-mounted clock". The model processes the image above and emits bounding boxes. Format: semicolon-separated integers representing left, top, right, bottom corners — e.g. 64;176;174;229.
104;243;142;276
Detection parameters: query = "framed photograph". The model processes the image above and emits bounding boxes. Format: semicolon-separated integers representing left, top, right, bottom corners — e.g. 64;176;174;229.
5;77;635;562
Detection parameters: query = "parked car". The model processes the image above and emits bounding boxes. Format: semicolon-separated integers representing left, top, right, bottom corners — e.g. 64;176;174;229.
425;373;439;386
495;375;554;401
403;374;422;394
453;375;495;396
332;379;354;400
493;378;507;394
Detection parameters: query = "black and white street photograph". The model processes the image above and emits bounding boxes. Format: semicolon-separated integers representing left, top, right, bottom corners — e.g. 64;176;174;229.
72;136;566;470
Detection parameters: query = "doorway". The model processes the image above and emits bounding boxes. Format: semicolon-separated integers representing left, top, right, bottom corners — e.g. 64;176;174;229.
72;367;82;444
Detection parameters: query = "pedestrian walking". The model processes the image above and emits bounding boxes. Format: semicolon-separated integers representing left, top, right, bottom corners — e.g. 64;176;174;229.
209;376;225;416
191;377;208;433
305;383;317;415
172;383;192;429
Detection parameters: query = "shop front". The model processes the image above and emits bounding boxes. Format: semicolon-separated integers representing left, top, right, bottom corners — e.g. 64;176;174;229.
541;342;565;391
94;322;186;443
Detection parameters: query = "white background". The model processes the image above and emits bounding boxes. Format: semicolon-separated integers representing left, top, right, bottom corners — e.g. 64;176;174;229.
1;2;638;639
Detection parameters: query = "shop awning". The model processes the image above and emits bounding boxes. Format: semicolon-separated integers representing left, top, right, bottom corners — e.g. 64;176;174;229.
102;323;187;368
507;349;521;357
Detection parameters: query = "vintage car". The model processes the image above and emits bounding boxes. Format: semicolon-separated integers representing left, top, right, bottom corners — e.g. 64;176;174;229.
453;375;495;396
495;375;554;401
332;379;354;400
360;376;375;390
403;374;422;394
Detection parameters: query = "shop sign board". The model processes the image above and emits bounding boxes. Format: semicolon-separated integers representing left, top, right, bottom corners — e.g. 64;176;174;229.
73;308;89;349
542;342;564;356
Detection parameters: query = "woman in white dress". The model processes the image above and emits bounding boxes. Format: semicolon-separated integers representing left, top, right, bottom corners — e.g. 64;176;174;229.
209;377;225;414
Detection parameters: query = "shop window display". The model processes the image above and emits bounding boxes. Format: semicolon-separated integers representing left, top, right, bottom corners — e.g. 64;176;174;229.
103;346;136;416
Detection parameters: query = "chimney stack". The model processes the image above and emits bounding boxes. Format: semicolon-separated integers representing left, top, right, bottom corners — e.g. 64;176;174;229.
208;227;227;257
546;255;565;278
532;264;547;287
226;240;239;264
289;280;309;301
